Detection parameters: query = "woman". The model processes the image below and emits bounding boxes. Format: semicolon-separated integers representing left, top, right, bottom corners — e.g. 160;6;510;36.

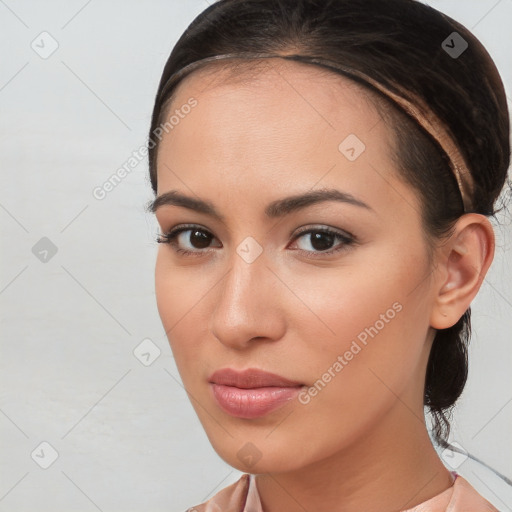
145;0;510;510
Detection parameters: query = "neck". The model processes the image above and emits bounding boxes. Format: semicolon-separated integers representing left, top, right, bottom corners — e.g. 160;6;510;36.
255;402;454;512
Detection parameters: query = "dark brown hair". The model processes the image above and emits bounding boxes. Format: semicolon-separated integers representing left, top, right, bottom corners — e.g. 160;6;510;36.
147;0;510;449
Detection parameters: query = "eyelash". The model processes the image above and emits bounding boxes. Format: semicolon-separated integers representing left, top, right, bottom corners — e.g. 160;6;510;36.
155;224;356;259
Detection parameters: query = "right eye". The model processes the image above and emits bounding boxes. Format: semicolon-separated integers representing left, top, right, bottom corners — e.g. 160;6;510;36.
156;224;221;256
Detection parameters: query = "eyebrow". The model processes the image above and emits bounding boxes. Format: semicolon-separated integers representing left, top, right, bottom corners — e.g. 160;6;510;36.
146;188;373;222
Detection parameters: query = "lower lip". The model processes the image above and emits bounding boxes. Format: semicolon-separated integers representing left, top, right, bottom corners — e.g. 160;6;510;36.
210;383;302;419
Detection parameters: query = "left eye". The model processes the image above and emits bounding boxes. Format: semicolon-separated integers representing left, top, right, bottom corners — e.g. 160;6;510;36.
156;224;355;257
291;227;354;254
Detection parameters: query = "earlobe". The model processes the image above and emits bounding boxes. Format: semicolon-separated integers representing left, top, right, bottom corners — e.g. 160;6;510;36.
430;214;495;329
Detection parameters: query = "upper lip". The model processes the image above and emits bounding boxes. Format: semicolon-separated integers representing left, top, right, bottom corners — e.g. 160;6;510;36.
209;368;303;389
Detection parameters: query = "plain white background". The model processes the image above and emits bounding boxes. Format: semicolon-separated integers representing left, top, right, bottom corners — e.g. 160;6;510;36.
0;1;510;510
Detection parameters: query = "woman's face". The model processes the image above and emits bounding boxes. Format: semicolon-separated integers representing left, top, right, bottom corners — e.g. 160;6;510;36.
153;59;438;474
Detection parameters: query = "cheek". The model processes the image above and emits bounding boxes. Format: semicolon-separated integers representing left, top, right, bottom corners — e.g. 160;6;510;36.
154;252;206;369
288;247;432;409
286;245;428;350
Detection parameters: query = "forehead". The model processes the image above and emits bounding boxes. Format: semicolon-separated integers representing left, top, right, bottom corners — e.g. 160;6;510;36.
166;57;378;117
153;57;433;248
157;57;395;185
153;57;419;226
158;58;391;166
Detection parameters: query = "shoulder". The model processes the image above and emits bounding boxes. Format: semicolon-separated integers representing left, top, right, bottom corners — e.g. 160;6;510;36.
450;474;500;511
185;474;251;512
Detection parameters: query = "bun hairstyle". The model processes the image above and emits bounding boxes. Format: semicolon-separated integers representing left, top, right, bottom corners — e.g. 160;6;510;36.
147;0;510;459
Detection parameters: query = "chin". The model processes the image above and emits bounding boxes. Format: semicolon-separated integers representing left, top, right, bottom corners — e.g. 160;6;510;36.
206;433;312;475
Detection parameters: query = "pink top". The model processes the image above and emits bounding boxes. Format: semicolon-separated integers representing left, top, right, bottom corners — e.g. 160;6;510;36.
188;472;499;511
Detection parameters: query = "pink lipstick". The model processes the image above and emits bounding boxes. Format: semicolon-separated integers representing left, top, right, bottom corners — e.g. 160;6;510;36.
209;368;303;419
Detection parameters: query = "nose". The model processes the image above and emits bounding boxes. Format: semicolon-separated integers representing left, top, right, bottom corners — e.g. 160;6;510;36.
210;247;287;350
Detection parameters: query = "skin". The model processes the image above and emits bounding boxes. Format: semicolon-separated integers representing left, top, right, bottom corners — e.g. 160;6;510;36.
152;58;494;512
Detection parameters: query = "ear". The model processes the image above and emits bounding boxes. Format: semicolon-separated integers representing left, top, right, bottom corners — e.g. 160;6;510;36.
430;214;495;329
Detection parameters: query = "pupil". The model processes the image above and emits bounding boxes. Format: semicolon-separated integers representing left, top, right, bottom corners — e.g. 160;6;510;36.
191;230;211;249
311;232;334;251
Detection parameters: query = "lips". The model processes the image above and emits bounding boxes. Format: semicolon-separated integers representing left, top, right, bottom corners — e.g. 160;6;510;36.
208;368;303;419
209;368;303;389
